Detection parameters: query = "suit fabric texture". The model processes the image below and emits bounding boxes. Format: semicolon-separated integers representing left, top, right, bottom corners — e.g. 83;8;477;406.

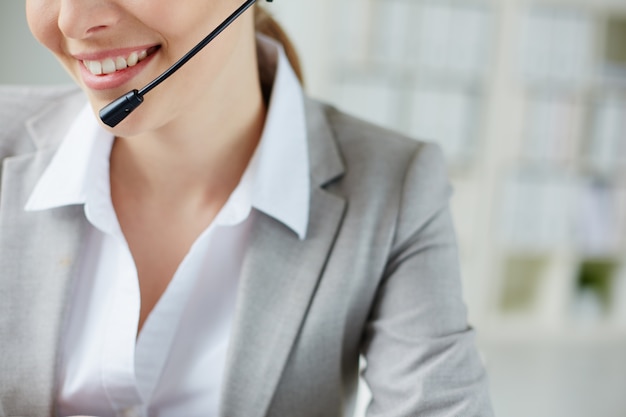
0;86;493;417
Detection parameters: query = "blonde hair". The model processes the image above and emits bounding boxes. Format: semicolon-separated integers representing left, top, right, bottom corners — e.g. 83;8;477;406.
254;5;304;85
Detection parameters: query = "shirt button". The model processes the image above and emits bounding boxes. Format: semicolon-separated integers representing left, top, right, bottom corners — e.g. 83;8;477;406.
120;406;141;417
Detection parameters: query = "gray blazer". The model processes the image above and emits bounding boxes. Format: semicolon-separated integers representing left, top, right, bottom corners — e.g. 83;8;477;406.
0;86;493;417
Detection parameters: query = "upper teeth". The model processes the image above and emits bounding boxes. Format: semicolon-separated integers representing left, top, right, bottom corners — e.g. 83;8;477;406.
83;49;150;75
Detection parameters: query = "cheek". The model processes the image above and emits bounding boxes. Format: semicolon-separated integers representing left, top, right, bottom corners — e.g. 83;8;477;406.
25;0;62;55
152;0;229;43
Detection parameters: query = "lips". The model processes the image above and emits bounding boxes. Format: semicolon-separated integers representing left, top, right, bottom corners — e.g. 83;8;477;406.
81;46;160;76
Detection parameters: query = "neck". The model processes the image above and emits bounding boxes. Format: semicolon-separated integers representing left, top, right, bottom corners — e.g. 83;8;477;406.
110;35;266;208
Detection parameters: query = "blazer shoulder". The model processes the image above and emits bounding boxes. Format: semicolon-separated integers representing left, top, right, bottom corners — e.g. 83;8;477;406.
0;85;84;157
0;84;82;121
324;103;423;152
306;99;452;247
313;99;447;188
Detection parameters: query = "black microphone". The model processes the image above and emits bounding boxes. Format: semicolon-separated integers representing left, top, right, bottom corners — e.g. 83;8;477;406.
99;0;272;128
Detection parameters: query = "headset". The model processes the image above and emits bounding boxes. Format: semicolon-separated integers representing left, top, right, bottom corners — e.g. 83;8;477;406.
100;0;273;128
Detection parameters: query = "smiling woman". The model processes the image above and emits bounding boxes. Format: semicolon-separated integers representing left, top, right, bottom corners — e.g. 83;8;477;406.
0;1;493;416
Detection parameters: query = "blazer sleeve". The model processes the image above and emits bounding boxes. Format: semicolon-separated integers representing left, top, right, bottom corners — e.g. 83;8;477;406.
360;143;494;417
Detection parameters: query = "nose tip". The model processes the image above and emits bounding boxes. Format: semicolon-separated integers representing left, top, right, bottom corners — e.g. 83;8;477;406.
57;1;119;39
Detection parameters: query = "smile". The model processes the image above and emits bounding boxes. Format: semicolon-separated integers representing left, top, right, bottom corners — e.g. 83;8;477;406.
82;46;159;76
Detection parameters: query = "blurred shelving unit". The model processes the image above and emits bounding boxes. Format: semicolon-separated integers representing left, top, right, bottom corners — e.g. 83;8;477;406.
491;0;626;345
267;0;626;415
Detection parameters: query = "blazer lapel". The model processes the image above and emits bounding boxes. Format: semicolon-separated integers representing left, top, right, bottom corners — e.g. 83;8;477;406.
219;98;346;417
0;94;88;415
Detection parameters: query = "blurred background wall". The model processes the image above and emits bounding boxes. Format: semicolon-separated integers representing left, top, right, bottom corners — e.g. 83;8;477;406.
2;0;626;416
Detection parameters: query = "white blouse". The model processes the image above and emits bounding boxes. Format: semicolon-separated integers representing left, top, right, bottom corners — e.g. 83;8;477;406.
25;35;309;417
